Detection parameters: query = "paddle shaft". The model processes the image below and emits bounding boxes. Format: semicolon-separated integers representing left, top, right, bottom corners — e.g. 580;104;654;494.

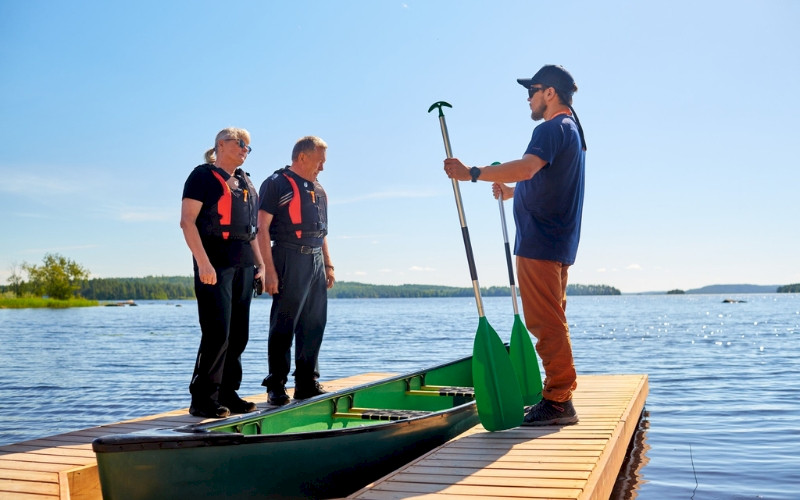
497;196;520;316
495;165;543;406
430;102;485;318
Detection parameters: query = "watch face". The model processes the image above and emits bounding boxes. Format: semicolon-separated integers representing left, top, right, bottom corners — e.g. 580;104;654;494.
471;167;480;181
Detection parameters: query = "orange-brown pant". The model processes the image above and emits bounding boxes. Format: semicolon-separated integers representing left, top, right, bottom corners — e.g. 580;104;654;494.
516;257;577;402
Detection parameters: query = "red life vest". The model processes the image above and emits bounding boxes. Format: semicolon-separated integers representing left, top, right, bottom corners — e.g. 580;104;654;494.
267;169;327;243
199;165;258;241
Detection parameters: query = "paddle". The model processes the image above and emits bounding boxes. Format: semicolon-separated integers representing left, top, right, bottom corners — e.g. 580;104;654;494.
492;161;543;406
428;102;523;431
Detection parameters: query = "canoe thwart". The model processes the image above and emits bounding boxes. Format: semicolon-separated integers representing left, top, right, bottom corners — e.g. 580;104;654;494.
334;408;433;421
407;385;475;398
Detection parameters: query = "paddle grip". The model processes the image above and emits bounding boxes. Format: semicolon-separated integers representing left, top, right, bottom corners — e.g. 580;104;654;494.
503;242;515;286
461;226;479;282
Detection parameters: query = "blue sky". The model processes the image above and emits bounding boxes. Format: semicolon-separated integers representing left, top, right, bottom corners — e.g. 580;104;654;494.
1;1;798;294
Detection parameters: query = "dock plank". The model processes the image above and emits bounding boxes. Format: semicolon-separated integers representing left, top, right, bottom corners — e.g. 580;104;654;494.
0;477;60;496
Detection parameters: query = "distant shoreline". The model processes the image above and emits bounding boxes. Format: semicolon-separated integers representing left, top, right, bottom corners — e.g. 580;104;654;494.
3;281;795;308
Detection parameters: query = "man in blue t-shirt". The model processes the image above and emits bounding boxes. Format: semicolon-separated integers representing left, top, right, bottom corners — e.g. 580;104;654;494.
443;65;586;426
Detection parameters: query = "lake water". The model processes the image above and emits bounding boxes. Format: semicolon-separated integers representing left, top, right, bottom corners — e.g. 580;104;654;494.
1;294;798;499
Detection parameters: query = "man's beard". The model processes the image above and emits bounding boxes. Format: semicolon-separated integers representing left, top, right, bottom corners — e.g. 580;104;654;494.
530;104;546;121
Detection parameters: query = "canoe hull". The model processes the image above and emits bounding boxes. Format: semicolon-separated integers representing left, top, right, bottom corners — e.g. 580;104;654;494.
93;356;480;499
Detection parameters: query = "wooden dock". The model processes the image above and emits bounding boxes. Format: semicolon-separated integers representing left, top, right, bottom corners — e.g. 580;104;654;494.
0;372;394;500
0;373;646;500
348;374;648;500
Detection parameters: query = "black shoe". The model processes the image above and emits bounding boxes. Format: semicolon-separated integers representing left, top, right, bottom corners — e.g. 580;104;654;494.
521;398;578;426
267;385;291;406
189;401;231;419
220;392;258;414
294;381;327;400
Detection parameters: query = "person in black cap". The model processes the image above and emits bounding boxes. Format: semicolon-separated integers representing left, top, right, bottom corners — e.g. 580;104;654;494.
443;64;586;426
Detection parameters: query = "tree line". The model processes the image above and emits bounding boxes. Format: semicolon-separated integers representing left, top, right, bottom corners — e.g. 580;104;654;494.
78;276;195;300
71;280;621;300
4;253;627;300
328;281;621;299
75;280;621;300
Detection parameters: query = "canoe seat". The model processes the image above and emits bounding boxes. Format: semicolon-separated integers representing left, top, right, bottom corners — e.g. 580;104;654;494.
406;385;475;398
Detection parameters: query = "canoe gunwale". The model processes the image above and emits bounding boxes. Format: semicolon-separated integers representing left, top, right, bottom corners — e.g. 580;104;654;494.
92;401;476;452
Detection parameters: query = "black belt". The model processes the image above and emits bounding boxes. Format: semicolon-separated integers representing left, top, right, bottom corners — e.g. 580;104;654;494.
273;241;322;254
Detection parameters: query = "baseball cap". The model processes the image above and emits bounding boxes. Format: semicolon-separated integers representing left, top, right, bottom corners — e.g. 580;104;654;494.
517;65;577;96
517;64;586;151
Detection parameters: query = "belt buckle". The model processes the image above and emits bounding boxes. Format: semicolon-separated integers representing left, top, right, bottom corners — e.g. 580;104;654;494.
300;246;312;254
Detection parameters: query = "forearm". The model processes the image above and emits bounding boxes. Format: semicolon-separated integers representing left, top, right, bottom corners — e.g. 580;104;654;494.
475;155;545;183
256;229;274;272
181;224;212;269
322;237;335;288
322;238;332;268
444;154;545;184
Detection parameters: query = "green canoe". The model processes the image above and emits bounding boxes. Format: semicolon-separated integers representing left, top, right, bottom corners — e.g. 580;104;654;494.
92;355;481;499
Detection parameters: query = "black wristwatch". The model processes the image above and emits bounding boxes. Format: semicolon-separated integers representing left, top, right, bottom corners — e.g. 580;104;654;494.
470;166;481;182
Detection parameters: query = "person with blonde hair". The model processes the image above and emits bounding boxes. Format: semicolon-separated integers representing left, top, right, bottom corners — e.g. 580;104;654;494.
257;135;335;405
181;127;264;418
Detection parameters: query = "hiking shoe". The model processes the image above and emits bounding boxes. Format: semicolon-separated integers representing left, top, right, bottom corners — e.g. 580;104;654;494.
189;401;231;419
294;381;327;400
521;398;578;426
267;386;291;406
220;393;258;414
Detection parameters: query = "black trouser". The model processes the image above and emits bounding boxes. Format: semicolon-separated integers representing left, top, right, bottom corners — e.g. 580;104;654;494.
262;244;327;390
190;264;254;404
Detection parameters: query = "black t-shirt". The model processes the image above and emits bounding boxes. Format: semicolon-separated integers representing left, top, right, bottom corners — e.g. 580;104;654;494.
183;164;255;268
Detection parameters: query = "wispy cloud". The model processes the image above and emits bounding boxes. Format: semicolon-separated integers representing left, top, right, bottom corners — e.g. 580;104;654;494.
118;209;172;222
409;265;435;272
627;264;642;270
0;173;89;196
9;212;50;219
333;190;437;205
24;244;99;255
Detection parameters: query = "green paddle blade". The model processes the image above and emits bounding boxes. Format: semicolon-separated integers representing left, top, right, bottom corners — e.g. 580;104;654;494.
472;316;524;431
509;314;543;406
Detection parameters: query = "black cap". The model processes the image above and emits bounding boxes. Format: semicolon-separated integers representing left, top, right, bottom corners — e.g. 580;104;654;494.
518;65;586;151
517;65;577;96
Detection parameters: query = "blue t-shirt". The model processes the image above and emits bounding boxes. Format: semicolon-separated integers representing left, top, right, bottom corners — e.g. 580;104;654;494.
513;114;585;265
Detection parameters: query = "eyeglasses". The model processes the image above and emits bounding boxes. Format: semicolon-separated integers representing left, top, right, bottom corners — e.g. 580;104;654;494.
224;138;252;154
528;86;547;98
